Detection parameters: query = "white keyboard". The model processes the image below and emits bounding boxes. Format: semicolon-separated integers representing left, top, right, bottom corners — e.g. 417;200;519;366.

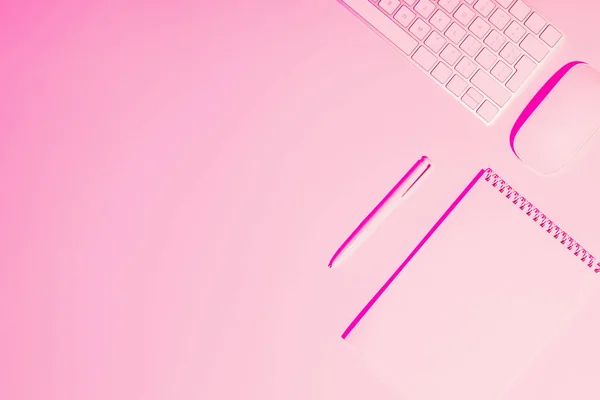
340;0;564;124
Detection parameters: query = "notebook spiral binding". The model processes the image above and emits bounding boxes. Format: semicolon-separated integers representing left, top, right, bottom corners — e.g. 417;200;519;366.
484;168;600;273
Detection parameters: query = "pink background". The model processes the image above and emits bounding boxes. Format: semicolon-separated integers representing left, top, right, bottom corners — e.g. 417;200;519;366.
1;0;599;399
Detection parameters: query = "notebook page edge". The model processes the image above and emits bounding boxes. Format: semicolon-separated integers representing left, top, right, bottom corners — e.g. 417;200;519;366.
341;169;487;339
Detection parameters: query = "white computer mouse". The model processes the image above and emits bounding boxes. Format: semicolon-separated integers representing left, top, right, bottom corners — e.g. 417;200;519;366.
511;62;600;175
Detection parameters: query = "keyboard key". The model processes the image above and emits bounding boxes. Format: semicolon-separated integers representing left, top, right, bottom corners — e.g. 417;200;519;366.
506;55;536;92
445;22;467;44
490;60;512;82
476;48;497;69
499;42;521;64
412;46;438;70
469;17;490;39
425;31;447;53
410;18;431;39
477;100;499;122
525;12;547;34
489;8;511;30
446;74;468;96
345;0;419;55
473;0;495;18
540;25;562;47
395;6;416;27
414;0;436;19
440;44;461;65
520;34;548;62
340;0;561;124
462;88;484;109
505;21;526;42
431;62;453;83
460;35;481;57
454;4;475;26
456;57;477;78
496;0;515;8
484;30;506;51
439;0;460;13
379;0;400;14
471;69;511;106
509;0;531;21
430;10;451;31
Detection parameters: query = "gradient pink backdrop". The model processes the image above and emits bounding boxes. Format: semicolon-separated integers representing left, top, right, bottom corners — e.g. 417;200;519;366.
1;0;599;399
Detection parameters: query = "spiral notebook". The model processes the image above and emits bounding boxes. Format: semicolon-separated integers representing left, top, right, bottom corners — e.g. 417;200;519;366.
342;168;598;400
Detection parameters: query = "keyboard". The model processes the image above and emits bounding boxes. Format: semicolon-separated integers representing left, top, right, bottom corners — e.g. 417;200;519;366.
340;0;564;124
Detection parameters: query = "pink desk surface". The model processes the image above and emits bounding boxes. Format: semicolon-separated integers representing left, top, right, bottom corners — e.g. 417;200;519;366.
0;0;599;399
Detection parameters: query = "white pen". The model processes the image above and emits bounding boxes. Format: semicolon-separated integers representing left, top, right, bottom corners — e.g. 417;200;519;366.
328;156;432;268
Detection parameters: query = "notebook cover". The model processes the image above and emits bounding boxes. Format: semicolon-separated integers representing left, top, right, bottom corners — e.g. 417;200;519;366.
498;125;600;399
342;168;595;400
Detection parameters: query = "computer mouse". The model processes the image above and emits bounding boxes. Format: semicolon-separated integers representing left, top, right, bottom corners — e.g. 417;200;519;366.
511;62;600;175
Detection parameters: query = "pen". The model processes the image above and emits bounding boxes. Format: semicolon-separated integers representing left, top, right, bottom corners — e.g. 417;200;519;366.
328;156;432;268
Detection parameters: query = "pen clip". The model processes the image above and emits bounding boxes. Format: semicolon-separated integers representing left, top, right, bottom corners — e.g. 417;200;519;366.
401;156;432;199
